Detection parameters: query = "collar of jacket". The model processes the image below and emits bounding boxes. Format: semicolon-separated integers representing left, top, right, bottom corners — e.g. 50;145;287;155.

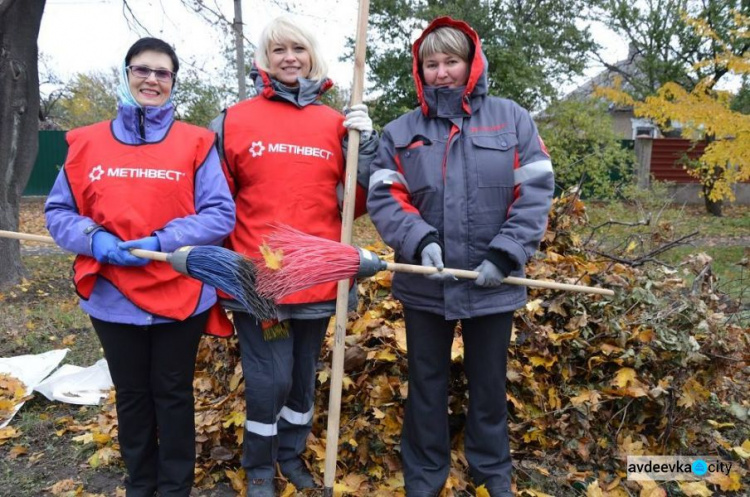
114;103;174;144
412;16;489;117
250;63;333;109
422;85;478;119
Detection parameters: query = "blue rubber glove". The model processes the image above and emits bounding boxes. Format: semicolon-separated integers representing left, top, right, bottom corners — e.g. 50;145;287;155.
91;231;121;264
473;259;507;287
110;236;161;267
421;243;456;281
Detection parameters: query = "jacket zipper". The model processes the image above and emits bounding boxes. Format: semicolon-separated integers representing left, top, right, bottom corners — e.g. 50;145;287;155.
441;125;460;181
138;108;146;140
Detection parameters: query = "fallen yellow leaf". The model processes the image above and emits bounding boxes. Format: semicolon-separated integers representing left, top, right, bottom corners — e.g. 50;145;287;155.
612;368;637;388
707;471;742;492
677;481;712;496
259;243;284;270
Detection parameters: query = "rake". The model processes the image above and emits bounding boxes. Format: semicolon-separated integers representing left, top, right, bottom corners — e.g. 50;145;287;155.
255;225;615;299
0;230;277;320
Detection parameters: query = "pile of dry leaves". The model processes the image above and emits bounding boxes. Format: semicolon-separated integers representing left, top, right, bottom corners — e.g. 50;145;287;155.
66;196;749;496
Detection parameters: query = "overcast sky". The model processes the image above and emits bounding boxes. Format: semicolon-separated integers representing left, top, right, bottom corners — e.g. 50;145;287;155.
38;0;628;100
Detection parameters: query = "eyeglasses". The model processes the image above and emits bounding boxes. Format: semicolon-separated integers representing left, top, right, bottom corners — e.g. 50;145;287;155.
127;65;175;82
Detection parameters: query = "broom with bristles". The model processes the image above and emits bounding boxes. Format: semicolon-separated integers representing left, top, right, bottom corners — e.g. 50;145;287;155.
255;224;615;298
0;230;278;320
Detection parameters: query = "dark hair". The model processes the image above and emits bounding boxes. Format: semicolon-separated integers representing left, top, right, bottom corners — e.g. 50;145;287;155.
125;37;179;74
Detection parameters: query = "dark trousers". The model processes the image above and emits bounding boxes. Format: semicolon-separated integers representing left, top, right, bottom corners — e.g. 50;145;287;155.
401;308;514;497
92;312;207;497
234;313;328;479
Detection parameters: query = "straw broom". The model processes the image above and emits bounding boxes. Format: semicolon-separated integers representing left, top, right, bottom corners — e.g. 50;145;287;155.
255;225;615;298
0;230;277;320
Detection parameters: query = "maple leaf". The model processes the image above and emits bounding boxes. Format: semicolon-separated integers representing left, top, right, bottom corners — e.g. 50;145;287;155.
519;489;555;497
222;410;245;428
677;481;713;496
585;480;604;497
733;441;750;459
707;471;742;492
45;479;77;495
88;446;119;467
475;484;491;497
525;299;544;315
8;445;27;459
636;480;667;497
617;434;646;457
279;482;297;497
259;243;284;270
224;468;246;492
0;426;22;442
528;355;557;370
612;368;637;388
677;377;710;408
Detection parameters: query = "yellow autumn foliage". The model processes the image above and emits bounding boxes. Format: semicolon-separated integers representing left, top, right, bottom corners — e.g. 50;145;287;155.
596;11;750;202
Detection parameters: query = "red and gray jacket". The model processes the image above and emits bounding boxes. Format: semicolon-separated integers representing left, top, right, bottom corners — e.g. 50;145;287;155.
367;16;554;319
211;65;378;306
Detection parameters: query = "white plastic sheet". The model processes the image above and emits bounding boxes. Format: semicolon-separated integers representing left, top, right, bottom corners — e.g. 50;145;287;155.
0;348;68;428
34;358;113;405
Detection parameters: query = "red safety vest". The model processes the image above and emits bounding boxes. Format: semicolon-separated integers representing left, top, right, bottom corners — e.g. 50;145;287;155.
221;95;347;304
65;120;215;320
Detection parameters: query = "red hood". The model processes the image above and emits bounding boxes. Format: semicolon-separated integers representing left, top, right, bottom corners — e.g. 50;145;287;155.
412;16;485;116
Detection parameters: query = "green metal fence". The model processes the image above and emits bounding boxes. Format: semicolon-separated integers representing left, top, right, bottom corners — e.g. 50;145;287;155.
24;130;67;196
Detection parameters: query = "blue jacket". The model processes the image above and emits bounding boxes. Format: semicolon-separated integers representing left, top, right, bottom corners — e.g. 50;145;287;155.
367;17;554;319
45;104;235;325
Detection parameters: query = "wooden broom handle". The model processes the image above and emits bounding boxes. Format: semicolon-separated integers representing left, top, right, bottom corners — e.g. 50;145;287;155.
0;230;169;262
325;0;370;493
385;262;615;296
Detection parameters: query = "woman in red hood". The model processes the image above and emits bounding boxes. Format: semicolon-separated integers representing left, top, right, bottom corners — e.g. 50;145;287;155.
367;17;555;497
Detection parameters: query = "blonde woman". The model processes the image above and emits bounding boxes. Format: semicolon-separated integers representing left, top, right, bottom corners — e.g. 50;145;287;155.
210;17;377;496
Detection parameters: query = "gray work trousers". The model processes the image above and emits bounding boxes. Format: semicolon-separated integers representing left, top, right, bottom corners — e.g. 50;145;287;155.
234;312;328;479
401;308;514;497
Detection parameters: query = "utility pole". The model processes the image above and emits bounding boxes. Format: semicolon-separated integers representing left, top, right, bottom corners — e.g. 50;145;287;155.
233;0;247;100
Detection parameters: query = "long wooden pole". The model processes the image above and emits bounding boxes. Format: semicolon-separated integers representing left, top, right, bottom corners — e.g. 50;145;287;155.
324;1;369;494
384;262;615;296
0;230;167;261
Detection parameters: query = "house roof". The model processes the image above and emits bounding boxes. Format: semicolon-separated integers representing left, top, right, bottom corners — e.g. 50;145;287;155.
565;46;642;106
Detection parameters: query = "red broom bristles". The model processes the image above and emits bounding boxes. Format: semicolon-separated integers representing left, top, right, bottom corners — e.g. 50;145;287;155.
255;225;361;300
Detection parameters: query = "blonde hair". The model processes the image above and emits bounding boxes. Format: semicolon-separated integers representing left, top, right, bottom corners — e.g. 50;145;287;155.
418;26;471;63
254;16;328;81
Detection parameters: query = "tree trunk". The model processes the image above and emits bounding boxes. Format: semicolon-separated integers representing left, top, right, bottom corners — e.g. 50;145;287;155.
703;184;723;217
0;0;46;288
701;162;724;217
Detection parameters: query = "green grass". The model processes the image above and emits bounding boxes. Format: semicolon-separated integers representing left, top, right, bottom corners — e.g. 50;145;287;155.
0;254;100;366
661;245;749;303
580;199;748;307
585;201;750;239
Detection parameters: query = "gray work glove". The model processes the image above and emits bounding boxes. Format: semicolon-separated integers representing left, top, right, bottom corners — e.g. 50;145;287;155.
421;243;456;281
473;259;507;287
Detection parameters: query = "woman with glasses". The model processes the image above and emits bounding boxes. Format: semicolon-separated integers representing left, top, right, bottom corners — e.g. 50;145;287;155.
44;37;235;497
210;17;377;496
